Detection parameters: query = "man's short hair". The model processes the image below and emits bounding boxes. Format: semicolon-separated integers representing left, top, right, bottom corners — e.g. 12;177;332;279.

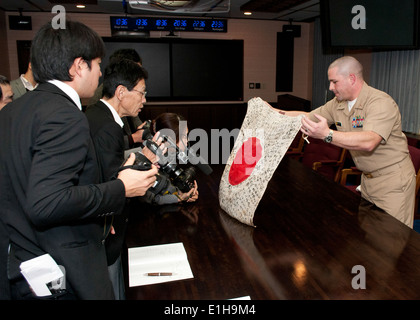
0;75;10;100
109;48;142;65
102;58;148;99
31;21;105;83
329;56;364;79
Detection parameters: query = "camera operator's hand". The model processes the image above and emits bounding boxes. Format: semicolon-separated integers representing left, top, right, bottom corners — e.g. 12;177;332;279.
142;132;168;165
178;180;199;203
142;146;157;165
131;121;148;144
117;153;158;197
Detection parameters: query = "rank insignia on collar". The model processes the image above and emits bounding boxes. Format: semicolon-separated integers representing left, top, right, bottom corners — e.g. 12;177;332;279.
352;116;364;128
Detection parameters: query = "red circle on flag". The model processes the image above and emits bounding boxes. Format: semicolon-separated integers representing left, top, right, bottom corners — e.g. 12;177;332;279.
228;137;262;186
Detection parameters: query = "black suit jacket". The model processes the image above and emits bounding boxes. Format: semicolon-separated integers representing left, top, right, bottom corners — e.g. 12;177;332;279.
0;83;126;299
85;101;125;182
88;84;143;149
85;101;128;266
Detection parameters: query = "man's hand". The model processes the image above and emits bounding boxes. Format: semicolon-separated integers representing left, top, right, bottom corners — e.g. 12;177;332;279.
143;132;168;164
177;180;199;203
301;114;330;140
117;153;158;197
301;113;382;151
131;121;148;144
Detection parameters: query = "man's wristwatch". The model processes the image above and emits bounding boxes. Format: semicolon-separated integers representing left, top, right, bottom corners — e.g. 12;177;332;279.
323;129;333;143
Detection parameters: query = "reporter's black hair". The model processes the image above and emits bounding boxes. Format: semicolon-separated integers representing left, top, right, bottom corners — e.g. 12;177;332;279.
109;48;142;65
102;58;148;99
30;20;105;83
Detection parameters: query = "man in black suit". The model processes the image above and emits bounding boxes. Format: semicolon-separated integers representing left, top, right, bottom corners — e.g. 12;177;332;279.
0;21;158;299
85;58;150;299
88;48;146;150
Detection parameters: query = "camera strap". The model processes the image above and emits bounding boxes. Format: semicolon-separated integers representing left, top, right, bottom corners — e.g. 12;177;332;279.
118;163;152;172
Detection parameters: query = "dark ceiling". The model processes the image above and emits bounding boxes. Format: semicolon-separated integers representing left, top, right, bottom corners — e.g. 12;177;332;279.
0;0;320;22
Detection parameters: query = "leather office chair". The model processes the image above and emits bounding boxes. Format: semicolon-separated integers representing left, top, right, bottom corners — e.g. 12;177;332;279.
340;145;420;218
340;162;362;194
286;134;305;159
300;136;347;182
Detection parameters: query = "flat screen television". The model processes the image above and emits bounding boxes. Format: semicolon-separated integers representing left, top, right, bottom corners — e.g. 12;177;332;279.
320;0;420;49
102;38;243;101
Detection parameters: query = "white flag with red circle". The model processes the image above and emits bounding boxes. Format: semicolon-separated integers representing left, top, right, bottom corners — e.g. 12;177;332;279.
219;97;303;226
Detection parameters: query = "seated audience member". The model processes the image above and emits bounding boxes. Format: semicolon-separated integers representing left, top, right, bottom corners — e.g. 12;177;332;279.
0;75;13;110
141;112;199;205
10;62;38;100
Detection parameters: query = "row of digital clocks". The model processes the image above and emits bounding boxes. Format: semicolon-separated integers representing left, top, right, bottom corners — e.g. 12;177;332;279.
110;16;227;33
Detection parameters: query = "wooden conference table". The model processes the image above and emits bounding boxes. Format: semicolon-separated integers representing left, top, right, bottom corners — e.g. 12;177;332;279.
123;157;420;300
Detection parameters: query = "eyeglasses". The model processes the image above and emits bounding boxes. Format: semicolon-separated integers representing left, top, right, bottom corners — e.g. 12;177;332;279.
131;89;147;98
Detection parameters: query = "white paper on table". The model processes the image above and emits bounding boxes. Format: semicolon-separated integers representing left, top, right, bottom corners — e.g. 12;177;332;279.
229;296;251;300
20;254;64;297
128;242;194;287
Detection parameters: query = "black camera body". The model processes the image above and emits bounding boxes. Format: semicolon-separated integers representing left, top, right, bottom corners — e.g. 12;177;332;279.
140;120;212;193
143;139;196;193
141;120;153;141
132;152;170;195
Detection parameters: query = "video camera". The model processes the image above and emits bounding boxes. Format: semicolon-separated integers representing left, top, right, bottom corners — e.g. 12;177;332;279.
136;120;213;193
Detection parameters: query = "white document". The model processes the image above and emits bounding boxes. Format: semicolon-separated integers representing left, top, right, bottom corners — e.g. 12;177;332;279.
229;296;251;300
20;254;65;297
128;242;194;287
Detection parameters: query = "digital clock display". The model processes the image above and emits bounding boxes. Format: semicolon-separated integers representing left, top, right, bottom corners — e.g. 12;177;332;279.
110;17;227;33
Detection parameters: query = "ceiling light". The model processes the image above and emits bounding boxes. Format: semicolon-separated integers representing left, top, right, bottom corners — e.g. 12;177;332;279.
129;0;230;13
76;5;86;9
243;11;252;16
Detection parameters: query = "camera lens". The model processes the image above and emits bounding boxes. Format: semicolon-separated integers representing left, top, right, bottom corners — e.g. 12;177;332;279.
172;166;196;193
